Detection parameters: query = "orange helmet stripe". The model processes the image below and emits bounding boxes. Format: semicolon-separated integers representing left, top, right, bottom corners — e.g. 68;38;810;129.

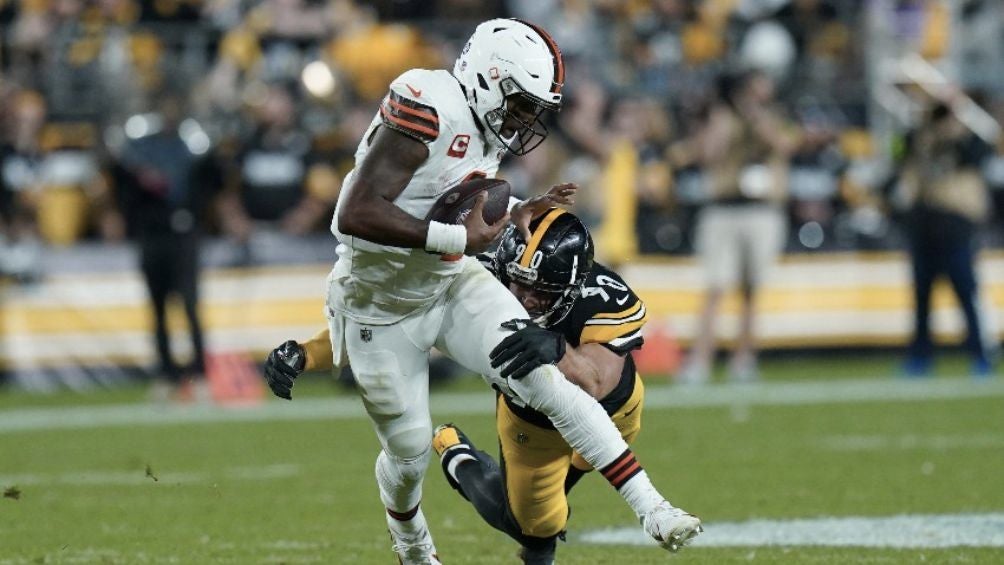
514;19;564;93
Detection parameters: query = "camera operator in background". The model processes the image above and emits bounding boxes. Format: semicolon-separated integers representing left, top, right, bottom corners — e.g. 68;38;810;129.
896;96;997;378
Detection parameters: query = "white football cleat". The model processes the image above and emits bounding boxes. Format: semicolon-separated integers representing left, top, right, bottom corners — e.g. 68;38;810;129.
641;501;703;553
389;526;442;565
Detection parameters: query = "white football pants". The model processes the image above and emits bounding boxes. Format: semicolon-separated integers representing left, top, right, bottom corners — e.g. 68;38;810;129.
330;258;635;511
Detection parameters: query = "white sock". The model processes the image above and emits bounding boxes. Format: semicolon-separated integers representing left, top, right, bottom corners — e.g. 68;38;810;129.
386;505;432;543
618;470;666;518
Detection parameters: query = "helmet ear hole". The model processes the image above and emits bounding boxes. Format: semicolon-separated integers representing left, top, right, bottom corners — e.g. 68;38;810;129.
477;73;490;91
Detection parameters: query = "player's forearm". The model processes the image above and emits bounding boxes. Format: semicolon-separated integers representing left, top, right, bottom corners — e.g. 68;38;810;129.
337;190;432;249
556;345;615;400
301;327;333;372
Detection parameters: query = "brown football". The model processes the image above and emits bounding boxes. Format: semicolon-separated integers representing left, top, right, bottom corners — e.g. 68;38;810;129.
425;177;511;225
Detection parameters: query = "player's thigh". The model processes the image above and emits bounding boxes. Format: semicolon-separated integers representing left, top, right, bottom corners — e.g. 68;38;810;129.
696;206;741;289
497;396;573;539
345;318;432;458
571;374;645;470
435;258;527;382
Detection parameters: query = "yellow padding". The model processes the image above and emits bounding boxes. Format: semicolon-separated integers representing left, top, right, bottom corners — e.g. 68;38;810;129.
580;317;647;344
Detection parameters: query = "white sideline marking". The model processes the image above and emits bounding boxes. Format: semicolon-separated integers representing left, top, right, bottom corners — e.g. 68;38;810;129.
0;377;1001;433
819;433;1004;452
0;464;299;486
579;513;1004;548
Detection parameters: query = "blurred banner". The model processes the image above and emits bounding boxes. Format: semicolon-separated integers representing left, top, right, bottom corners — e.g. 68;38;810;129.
3;243;1002;390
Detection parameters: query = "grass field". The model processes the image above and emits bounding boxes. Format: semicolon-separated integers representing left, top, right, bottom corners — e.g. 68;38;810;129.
1;355;1003;564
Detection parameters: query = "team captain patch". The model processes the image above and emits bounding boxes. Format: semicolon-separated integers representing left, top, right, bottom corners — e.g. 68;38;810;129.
379;90;440;143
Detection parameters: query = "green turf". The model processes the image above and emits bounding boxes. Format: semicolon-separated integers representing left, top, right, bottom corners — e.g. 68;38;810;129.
1;357;1002;563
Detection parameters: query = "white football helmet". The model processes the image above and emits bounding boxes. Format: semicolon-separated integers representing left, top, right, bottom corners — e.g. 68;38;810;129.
453;18;564;155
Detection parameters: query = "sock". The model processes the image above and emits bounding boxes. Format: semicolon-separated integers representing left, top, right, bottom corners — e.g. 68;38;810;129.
599;449;664;517
386;504;432;542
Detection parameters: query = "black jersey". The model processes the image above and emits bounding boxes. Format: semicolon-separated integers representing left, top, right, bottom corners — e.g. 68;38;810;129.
503;261;647;429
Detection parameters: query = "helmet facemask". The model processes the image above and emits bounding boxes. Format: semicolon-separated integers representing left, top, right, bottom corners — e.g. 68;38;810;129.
483;78;556;156
504;261;583;325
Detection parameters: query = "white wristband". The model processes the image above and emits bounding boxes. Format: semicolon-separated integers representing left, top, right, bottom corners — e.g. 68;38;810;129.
507;196;522;213
425;221;467;255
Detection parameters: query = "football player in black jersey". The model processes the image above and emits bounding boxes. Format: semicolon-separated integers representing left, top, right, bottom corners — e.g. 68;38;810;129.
431;208;658;564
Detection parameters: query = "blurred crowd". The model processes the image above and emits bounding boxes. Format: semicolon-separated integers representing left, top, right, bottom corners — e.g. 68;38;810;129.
2;0;1004;280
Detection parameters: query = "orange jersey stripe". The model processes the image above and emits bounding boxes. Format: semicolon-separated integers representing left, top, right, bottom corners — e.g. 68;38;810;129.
386;98;439;124
379;105;439;139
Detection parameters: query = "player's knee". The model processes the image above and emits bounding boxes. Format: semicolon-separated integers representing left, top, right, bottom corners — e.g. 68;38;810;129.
509;488;568;541
513;505;567;540
376;444;431;487
382;425;433;462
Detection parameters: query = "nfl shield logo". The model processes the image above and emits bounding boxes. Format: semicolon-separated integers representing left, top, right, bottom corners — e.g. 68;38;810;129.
360;328;373;342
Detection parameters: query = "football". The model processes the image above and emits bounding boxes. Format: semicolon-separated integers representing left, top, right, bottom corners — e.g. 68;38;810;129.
425;177;511;225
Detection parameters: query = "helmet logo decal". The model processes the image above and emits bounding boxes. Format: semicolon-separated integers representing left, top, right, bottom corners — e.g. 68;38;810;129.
489;67;500;80
447;134;470;158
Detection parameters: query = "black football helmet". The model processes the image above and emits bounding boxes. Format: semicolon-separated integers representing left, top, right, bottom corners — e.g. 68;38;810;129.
494;208;594;325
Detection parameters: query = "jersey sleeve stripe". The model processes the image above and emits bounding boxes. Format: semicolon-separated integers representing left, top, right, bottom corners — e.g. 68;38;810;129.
379;105;439;141
585;304;646;326
590;300;642;320
386;97;439;124
519;208;566;267
607;331;643;349
580;317;646;344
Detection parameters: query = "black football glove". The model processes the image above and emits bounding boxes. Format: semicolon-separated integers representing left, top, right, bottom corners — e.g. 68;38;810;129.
264;340;306;400
489;319;566;380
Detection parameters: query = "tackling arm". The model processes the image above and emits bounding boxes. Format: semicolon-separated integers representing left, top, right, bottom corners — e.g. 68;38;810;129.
556;342;626;400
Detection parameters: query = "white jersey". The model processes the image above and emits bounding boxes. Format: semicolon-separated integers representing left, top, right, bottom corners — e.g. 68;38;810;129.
329;69;505;324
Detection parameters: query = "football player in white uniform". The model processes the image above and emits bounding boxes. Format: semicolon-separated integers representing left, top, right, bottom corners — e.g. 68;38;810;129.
263;19;701;564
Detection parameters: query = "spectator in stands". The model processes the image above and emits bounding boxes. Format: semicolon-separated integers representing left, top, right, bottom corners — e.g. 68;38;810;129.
0;89;46;281
670;69;800;383
216;83;338;264
108;91;214;402
898;99;996;378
